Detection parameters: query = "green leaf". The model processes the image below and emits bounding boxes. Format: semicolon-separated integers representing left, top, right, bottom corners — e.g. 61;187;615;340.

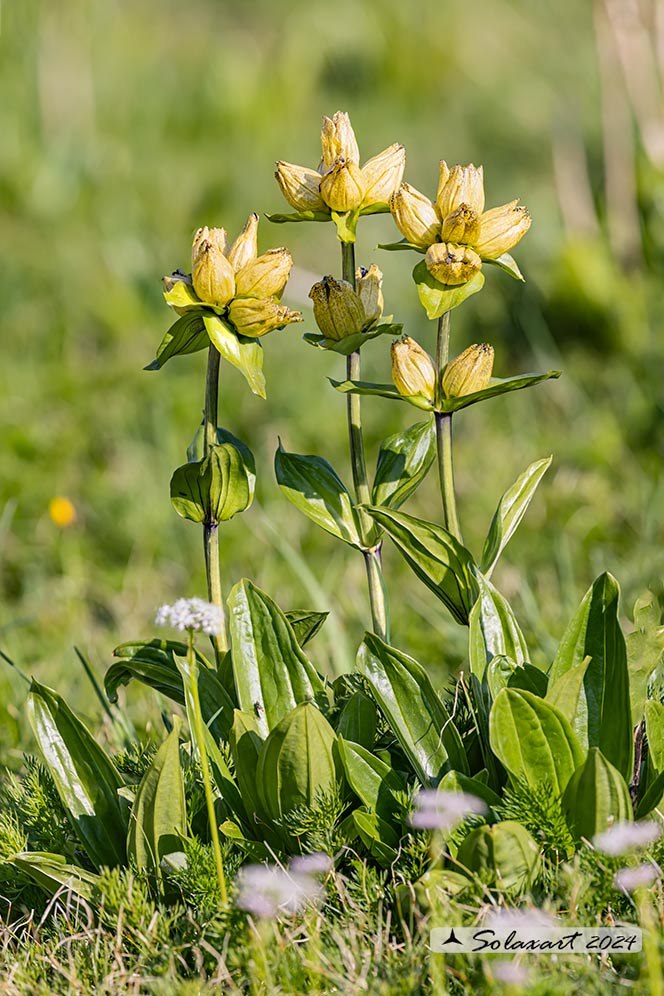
644;700;664;774
362;506;477;626
27;680;128;868
285;610;329;647
303;322;402;355
275;442;362;548
635;767;664;819
336;692;377;750
456;821;542;894
350;808;399;866
106;640;234;742
438;769;501;809
265;209;331;224
337;736;408;822
486;657;547;699
371;418;436;511
489;688;584;794
229;710;268;832
145;313;208;370
330;377;432;410
439;371;561;413
549;573;633;781
256;702;341;822
468;571;529;679
413;261;485;320
546;656;592;729
127;718;187;882
563;748;632;842
480;456;552;577
7;852;100;902
483;253;525;281
357;633;468;786
203;313;266;399
228;579;328;738
627;593;664;727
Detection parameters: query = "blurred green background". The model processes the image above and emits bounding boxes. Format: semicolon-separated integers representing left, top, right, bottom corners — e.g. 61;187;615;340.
2;0;664;761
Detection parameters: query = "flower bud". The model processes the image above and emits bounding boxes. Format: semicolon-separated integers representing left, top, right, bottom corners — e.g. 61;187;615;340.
424;242;482;286
390;183;440;248
355;264;383;326
319;158;366;213
474;200;532;259
320;111;360;171
275;162;327;213
191;227;235;307
437;162;485;218
391;336;437;402
229;296;302;338
234;248;293;299
309;276;366;340
361;143;406;207
442;343;494;399
440;205;481;245
227;213;259;272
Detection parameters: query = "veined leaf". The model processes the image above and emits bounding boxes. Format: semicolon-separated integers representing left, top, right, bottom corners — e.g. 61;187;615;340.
489;688;584;794
371;418;436;511
203;313;266;399
7;851;99;902
303;322;402;355
127;718;186;882
336;692;377;749
481;456;552;577
563;749;632;842
627;593;664;727
275;443;362;548
413;261;485;319
357;633;468;786
228;579;328;738
285;610;329;647
330;378;424;407
549;573;633;781
337;736;408;822
363;506;477;626
468;571;529;679
438;372;561;414
350;808;399;866
145;313;208;371
27;681;128;868
483;253;525;281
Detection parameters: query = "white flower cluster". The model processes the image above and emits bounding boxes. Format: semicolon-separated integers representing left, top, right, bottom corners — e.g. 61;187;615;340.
235;853;332;919
155;597;224;636
593;820;662;857
410;789;487;831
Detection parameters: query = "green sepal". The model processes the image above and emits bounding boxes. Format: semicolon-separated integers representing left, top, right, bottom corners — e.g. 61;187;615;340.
489;688;584;795
483;253;525;281
203;313;266;399
371;418;436;511
330;378;432;410
27;680;128;868
438;371;561;413
126;718;187;885
413;262;485;320
357;632;468;785
266;210;331;224
362;506;478;626
562;748;632;842
170;440;256;524
303;323;402;355
275;442;363;548
145;313;209;371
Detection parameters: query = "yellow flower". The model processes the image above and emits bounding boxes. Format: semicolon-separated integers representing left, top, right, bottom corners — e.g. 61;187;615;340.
390;160;531;286
49;496;77;529
276;111;405;218
309;267;384;341
391;336;437;405
163;215;301;340
442;343;495;398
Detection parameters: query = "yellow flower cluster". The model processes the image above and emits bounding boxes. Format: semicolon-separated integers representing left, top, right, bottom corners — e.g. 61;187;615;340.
391;338;495;407
391;163;531;286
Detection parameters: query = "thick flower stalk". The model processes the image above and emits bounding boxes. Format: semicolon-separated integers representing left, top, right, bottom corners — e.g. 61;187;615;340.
274;111;405;241
390;162;531;286
164;214;302;339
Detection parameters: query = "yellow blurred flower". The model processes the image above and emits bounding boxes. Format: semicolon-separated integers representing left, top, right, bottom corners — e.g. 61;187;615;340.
275;111;405;222
390;160;531;286
49;496;77;529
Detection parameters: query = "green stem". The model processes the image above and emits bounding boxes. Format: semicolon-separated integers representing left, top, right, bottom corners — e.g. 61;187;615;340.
341;242;390;642
203;345;229;656
188;630;228;905
435;312;462;543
